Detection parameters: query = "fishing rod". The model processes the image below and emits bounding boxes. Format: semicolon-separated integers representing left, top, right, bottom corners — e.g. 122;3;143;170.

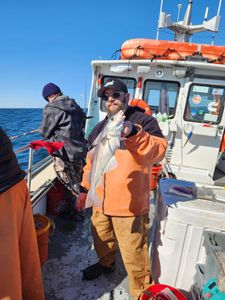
9;129;39;140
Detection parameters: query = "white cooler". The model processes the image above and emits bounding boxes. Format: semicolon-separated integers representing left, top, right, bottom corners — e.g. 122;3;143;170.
150;178;225;293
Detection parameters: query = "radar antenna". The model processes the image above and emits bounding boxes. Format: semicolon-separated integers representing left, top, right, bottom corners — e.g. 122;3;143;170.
158;0;222;42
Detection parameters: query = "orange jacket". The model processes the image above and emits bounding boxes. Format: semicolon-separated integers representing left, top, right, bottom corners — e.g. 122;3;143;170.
220;132;225;152
81;108;167;216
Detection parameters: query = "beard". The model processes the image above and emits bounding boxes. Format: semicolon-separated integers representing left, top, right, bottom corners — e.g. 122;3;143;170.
106;102;128;118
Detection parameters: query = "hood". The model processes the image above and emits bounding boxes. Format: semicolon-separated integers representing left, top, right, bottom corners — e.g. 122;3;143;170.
46;95;78;113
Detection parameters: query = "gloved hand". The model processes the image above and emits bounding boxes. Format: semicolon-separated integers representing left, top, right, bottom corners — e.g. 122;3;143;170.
122;121;132;137
75;192;87;212
122;121;137;137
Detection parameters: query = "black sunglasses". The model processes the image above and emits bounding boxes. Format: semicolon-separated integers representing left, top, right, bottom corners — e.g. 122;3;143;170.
102;92;125;101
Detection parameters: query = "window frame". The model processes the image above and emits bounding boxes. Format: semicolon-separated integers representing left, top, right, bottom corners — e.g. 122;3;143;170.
184;82;225;125
143;79;180;118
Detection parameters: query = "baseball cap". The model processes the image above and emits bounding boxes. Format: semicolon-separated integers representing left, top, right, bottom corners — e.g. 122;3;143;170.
97;79;128;97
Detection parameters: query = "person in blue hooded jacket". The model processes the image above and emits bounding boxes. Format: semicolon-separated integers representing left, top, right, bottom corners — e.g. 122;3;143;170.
39;82;88;218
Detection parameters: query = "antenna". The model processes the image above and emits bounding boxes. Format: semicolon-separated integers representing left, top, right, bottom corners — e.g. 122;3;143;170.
156;0;164;40
217;0;222;15
158;0;222;42
182;0;192;26
203;7;209;23
211;0;223;45
177;4;182;22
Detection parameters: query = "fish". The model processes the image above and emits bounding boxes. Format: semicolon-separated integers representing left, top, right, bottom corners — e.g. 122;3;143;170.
85;110;125;208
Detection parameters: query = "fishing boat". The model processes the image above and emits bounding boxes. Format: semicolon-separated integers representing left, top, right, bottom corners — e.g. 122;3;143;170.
14;0;225;299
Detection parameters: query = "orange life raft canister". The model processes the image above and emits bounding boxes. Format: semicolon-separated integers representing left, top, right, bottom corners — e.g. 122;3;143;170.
120;39;225;63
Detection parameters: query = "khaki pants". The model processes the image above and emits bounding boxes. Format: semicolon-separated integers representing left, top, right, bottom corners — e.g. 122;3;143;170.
0;180;45;300
91;209;151;300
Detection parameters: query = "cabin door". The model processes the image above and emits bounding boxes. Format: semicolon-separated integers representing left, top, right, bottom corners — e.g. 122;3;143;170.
181;81;225;178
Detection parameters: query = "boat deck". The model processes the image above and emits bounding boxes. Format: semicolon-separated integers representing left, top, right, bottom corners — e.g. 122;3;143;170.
42;210;131;300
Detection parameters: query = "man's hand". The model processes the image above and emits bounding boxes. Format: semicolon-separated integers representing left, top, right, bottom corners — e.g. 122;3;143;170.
75;192;87;212
122;121;133;137
122;121;138;137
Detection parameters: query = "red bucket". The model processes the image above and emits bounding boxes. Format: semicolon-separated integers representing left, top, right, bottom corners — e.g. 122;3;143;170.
150;164;162;190
139;284;187;300
47;180;66;215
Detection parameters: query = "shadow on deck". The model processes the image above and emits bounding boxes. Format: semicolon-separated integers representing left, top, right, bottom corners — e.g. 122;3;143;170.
42;210;130;300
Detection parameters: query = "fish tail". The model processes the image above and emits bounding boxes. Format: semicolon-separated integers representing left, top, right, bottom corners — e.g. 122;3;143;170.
85;189;101;208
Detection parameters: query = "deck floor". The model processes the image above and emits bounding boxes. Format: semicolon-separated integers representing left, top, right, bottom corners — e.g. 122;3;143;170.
42;210;131;300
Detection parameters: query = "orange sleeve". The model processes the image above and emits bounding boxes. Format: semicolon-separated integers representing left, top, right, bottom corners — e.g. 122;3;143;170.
220;132;225;152
81;155;92;191
125;126;167;165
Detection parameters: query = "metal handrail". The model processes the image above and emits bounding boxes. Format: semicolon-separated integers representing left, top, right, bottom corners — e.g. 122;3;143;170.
15;143;52;192
15;145;30;154
32;155;51;170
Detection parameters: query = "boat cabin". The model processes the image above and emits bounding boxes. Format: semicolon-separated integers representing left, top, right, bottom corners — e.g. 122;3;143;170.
86;56;225;187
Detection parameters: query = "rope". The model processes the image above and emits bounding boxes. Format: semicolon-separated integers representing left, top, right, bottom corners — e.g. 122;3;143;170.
122;46;184;61
132;45;155;59
209;52;225;64
9;129;39;140
161;48;184;60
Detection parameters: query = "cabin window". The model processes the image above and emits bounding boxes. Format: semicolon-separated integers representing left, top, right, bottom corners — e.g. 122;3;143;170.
184;84;225;124
102;76;136;98
143;80;179;117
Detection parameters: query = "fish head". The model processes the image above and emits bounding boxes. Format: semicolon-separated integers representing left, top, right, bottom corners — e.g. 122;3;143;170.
107;110;125;135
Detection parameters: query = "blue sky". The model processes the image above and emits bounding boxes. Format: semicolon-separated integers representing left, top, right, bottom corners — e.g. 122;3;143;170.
0;0;225;108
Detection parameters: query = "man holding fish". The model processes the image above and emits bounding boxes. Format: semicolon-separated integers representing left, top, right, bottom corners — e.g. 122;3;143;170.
76;79;167;300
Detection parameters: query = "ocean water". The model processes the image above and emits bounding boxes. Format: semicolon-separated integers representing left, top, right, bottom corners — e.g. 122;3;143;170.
0;108;48;170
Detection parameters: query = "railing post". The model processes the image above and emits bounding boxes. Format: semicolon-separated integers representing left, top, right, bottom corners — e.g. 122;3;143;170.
27;147;33;192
